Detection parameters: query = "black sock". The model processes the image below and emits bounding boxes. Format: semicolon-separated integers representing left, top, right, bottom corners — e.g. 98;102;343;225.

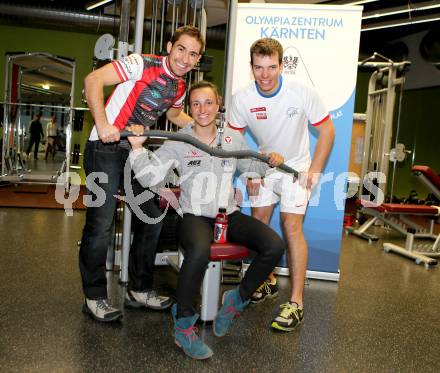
176;304;195;319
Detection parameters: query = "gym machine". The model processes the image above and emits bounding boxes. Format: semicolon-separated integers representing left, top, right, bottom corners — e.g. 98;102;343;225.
1;52;76;189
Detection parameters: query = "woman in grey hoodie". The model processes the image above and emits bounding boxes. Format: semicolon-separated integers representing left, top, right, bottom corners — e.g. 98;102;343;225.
128;81;286;360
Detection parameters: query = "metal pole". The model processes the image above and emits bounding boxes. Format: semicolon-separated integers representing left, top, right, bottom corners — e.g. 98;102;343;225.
358;70;378;196
389;76;405;203
380;66;397;196
2;55;11;177
223;0;238;111
134;0;146;54
192;0;197;26
171;0;176;32
65;60;75;191
184;0;189;25
150;0;156;54
159;0;167;53
120;203;132;284
117;0;131;59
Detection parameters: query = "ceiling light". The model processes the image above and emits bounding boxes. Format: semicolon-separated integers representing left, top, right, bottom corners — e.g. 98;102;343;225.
85;0;113;11
363;1;440;20
362;15;440;31
347;0;379;5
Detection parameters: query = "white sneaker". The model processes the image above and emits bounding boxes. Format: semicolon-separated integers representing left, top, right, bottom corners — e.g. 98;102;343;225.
83;298;123;322
125;289;172;310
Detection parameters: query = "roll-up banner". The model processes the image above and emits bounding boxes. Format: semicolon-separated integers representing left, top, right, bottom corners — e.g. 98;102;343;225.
225;2;362;281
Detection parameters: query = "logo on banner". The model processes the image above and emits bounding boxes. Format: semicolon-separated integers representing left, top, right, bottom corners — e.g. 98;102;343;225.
283;55;299;75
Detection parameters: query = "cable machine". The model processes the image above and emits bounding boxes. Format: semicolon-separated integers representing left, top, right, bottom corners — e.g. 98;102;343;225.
1;52;75;188
357;53;411;203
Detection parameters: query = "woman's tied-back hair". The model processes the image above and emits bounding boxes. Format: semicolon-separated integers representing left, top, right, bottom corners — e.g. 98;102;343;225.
189;80;219;104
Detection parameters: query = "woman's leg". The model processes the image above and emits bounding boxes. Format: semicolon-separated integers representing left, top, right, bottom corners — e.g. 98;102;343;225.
227;211;285;301
177;214;213;317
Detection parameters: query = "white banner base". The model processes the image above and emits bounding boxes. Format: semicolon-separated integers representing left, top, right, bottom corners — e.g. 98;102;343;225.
243;263;340;282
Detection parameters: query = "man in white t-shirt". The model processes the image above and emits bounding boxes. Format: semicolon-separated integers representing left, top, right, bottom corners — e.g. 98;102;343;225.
228;38;335;332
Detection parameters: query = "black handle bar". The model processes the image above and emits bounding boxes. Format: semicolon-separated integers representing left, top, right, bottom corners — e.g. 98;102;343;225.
120;130;298;178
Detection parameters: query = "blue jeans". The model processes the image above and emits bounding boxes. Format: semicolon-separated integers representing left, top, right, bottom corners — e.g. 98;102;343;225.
79;140;163;299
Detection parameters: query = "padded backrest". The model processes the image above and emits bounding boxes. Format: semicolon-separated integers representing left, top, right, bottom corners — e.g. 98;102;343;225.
412;165;440;191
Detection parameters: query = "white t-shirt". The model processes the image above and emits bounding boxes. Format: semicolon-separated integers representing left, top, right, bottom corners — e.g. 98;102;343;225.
46;121;57;137
228;77;329;170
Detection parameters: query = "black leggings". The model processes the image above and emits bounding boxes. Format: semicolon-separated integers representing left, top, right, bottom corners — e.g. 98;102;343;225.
176;211;285;317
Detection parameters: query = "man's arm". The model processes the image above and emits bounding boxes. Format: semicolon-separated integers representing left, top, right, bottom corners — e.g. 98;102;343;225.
305;117;335;189
39;122;44;138
83;63;122;143
128;135;178;188
165;107;193;128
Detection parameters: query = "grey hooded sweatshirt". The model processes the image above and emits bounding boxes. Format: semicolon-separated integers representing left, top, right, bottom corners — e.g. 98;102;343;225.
130;125;270;218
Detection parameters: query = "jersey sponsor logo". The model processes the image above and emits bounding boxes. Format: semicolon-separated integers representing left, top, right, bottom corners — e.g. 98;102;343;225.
256;112;267;120
250;107;266;113
184;150;201;158
224;136;232;144
142;113;157;121
221;159;234;172
286;107;299;118
144;97;159;108
120;60;134;75
187;160;201;167
140;103;152;111
150;89;162;99
156;77;167;86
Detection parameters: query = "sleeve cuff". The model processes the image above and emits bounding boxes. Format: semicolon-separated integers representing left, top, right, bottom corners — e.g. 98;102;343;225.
129;147;148;166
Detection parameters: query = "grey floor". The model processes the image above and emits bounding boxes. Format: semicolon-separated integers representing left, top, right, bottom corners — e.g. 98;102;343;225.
1;207;440;372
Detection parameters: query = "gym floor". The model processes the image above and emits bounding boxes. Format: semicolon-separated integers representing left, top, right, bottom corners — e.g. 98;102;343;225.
1;207;439;372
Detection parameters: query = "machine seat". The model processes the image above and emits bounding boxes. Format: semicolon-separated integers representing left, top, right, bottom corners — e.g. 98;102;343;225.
356;199;439;215
412;165;440;190
209;243;250;261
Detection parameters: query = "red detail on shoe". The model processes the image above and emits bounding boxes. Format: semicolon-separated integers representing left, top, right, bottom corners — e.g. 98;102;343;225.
176;326;199;341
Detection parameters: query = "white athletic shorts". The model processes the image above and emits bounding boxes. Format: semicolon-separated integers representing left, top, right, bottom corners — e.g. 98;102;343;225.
249;169;310;214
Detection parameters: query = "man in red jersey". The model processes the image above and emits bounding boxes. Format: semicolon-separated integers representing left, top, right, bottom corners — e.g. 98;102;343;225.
80;26;204;322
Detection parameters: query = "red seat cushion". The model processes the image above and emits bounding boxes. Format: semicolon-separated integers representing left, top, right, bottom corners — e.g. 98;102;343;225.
158;187;181;210
412;165;440;190
209;243;250;261
356;199;386;212
357;199;438;215
381;203;439;215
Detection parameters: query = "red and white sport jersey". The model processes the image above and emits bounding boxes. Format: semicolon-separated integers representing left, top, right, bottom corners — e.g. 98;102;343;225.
89;53;186;140
228;77;329;170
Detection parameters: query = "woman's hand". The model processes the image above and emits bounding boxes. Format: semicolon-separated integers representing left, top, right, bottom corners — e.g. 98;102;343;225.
266;152;284;168
127;125;148;149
